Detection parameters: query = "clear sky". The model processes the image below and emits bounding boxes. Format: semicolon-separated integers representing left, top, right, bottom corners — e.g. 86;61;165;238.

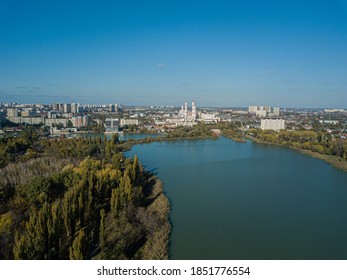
1;0;346;107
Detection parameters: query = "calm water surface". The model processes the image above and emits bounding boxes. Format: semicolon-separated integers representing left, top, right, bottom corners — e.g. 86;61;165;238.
125;137;347;259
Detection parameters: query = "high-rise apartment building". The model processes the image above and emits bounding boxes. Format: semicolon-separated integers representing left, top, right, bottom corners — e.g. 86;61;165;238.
260;119;285;131
7;108;18;117
248;106;258;113
71;115;90;127
273;107;280;116
52;103;59;111
192;101;197;120
64;103;71;113
71;103;79;114
249;105;273;117
109;104;119;112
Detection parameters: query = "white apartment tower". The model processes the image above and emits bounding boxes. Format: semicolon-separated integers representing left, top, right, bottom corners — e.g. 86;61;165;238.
109;104;117;112
273;107;280;116
248;106;258;113
64;103;71;113
7;108;18;117
192;101;197;120
71;103;79;114
261;119;285;131
52;103;60;111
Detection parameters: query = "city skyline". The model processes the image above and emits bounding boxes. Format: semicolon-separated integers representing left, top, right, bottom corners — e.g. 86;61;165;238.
1;1;346;108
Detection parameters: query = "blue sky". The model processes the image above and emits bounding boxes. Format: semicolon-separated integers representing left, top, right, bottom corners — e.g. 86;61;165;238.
0;0;346;107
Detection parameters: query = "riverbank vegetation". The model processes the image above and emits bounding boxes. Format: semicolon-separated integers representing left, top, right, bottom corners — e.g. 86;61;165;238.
0;131;170;259
166;123;217;139
247;129;347;171
210;122;246;143
122;123;218;149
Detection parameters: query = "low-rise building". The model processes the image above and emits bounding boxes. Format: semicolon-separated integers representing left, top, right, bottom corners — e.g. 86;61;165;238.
319;120;339;125
7;116;45;125
324;109;344;113
120;119;139;126
200;113;220;123
45;118;69;127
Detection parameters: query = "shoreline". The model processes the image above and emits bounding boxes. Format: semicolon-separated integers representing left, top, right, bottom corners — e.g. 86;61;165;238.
123;132;347;259
118;134;217;152
119;132;346;174
244;135;347;173
221;134;246;143
141;173;171;259
122;133;220;259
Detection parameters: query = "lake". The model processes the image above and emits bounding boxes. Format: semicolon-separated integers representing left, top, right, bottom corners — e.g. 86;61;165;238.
125;137;347;260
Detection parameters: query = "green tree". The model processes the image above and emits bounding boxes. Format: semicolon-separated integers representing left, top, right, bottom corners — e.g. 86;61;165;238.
99;209;106;250
67;120;73;128
69;229;88;260
13;203;51;259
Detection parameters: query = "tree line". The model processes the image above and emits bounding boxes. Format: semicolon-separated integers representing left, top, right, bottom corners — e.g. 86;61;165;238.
0;131;170;259
248;129;347;161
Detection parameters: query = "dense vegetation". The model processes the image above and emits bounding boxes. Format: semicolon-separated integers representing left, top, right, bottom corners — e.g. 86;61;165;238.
3;124;345;259
0;132;170;259
247;129;347;162
166;123;217;139
0;128;41;167
211;122;245;142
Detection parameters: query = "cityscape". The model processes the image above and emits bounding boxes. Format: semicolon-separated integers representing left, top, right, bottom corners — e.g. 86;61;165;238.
1;101;346;137
2;99;347;262
1;2;347;279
